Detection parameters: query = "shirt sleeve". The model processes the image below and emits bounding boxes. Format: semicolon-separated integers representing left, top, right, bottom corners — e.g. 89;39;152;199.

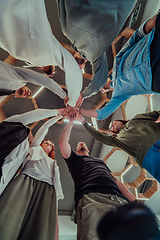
96;96;128;120
63;150;76;169
116;20;148;60
82;53;108;98
5;109;58;126
16;67;66;99
55;45;83;106
31;115;62;147
83;122;117;147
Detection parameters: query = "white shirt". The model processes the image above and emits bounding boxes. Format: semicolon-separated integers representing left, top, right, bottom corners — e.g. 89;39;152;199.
0;109;63;199
21;115;64;201
0;61;66;103
0;0;82;106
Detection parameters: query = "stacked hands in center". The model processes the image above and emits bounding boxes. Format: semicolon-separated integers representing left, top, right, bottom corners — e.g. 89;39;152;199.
58;106;84;122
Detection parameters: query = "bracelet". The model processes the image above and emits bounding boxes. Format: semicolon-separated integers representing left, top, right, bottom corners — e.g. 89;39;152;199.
82;120;86;124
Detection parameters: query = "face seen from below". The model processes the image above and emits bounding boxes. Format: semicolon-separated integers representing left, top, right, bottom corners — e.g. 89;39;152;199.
41;140;55;156
109;121;124;134
76;142;89;156
15;86;31;98
73;52;87;69
39;65;56;77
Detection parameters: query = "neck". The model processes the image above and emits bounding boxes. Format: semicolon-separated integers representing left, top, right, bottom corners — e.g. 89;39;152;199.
78;150;89;156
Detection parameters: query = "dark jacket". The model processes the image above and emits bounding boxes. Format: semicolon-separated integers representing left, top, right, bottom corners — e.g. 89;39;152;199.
83;111;160;167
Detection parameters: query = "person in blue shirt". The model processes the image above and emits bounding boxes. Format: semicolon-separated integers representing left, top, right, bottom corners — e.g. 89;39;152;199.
80;12;160;120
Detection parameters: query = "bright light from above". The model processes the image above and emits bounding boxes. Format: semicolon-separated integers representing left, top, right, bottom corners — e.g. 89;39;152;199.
91;117;98;130
63;119;82;125
63;118;92;126
150;94;153;111
32;86;44;98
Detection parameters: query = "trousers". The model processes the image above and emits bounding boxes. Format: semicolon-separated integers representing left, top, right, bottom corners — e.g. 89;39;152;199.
76;192;128;240
142;139;160;183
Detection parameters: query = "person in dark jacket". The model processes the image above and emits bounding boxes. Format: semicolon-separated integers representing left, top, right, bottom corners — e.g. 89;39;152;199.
77;111;160;183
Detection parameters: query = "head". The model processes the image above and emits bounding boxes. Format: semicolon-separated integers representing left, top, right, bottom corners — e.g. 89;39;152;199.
109;120;128;134
76;142;89;156
38;65;56;77
14;86;31;98
73;52;87;69
40;140;55;159
100;78;113;93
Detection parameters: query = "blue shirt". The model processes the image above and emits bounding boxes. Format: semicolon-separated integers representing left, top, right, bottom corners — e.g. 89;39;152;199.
96;21;158;120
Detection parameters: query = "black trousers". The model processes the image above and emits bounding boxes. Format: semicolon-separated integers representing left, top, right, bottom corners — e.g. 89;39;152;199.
150;11;160;93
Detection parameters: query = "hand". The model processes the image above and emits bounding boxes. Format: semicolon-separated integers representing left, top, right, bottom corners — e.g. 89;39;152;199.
76;93;84;107
66;105;79;121
100;80;113;93
155;116;160;123
58;108;67;116
63;95;69;106
75;114;84;123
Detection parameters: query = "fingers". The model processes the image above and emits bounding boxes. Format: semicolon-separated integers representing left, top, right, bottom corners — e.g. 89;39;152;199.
155;116;160;123
76;94;84;107
66;106;79;121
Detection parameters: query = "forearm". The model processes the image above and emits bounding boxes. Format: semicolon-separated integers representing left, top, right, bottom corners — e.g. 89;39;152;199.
59;47;83;106
31;115;62;147
59;121;74;159
81;108;98;118
18;67;66;99
83;122;116;146
5;109;58;126
59;121;74;144
82;53;108;98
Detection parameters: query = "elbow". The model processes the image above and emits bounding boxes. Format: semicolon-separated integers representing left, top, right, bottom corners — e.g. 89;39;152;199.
59;138;65;147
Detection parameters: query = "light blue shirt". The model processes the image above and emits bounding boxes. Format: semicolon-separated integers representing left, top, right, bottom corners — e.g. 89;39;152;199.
96;21;158;120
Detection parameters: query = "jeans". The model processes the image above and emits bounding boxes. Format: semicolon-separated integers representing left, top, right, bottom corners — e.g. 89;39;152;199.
142;139;160;183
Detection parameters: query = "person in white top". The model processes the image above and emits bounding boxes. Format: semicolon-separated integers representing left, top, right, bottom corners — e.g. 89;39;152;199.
0;0;83;107
0;60;68;104
0;108;64;195
0;108;64;240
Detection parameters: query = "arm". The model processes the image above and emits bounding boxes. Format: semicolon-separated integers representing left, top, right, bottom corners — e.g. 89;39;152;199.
56;45;83;107
116;19;154;60
5;108;60;126
111;173;136;203
81;95;127;120
81;53;108;98
59;121;74;159
82;121;117;147
31;115;62;147
81;108;98;118
16;67;67;100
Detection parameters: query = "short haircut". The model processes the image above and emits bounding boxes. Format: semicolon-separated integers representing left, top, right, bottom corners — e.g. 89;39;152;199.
43;66;53;76
111;120;128;134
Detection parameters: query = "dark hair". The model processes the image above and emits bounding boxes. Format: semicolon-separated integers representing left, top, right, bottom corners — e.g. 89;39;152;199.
111;120;128;134
75;57;85;65
43;66;53;76
116;120;128;125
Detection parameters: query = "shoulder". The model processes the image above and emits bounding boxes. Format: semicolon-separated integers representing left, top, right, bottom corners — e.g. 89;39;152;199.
63;150;78;167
